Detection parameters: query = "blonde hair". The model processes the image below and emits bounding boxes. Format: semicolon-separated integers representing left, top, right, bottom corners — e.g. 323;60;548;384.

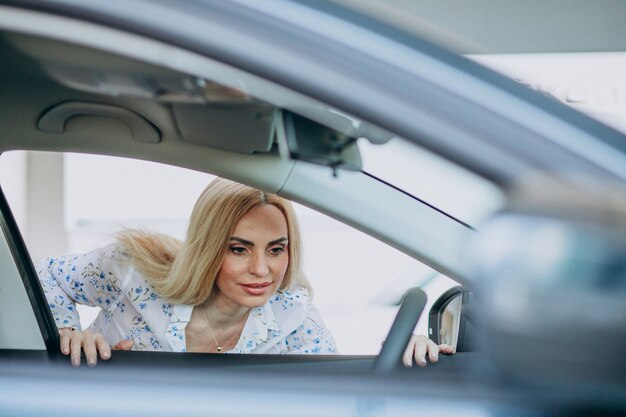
116;178;309;305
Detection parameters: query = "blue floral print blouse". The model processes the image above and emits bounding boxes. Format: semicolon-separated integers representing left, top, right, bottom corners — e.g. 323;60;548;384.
36;244;338;354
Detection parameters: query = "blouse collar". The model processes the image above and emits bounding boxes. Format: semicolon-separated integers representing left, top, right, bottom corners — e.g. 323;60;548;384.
164;300;281;353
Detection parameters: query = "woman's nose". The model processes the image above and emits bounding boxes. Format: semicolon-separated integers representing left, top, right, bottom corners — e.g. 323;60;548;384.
249;253;269;276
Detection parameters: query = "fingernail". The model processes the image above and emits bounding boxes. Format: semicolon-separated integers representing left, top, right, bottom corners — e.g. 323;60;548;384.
418;360;426;367
72;359;79;367
433;355;439;362
404;361;412;368
101;352;110;359
62;348;69;355
88;360;96;366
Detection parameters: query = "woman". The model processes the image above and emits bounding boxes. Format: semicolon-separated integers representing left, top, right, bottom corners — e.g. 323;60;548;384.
38;178;450;367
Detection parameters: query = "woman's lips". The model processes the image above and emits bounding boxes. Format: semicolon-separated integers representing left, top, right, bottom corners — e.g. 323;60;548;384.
239;282;272;296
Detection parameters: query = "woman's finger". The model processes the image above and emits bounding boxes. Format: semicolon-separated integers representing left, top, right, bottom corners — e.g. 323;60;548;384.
412;336;428;367
59;329;71;355
81;331;98;366
112;339;134;351
439;344;455;354
69;332;82;367
427;340;440;363
95;333;111;360
401;335;417;368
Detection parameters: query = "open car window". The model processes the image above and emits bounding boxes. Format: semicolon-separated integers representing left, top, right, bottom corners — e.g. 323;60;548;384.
0;23;480;360
1;150;464;355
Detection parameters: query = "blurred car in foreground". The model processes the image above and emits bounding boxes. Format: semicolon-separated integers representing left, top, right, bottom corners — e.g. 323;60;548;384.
0;0;625;416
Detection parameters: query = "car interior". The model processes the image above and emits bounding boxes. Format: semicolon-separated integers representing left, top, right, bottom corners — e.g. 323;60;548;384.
1;8;625;417
0;13;485;376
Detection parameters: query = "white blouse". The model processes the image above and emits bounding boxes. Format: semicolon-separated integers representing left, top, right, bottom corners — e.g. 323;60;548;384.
36;244;337;354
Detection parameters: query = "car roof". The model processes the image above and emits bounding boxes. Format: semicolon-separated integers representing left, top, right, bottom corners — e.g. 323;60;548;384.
332;0;626;54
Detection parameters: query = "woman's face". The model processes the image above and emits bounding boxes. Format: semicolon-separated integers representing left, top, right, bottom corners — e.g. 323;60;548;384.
213;204;289;311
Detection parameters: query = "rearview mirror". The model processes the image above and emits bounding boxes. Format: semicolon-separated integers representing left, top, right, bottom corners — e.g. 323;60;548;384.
277;110;362;172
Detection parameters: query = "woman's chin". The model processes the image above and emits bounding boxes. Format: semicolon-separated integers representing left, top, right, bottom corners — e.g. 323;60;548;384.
240;295;271;309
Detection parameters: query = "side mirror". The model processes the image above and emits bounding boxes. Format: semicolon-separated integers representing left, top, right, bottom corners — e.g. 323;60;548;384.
428;286;473;352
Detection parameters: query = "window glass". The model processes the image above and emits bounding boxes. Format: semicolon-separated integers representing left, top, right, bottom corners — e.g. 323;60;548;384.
360;137;504;226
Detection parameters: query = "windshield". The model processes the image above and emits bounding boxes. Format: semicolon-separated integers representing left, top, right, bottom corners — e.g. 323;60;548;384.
360;137;504;227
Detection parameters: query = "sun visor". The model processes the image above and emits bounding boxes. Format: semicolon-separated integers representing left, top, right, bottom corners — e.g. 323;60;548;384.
173;103;275;154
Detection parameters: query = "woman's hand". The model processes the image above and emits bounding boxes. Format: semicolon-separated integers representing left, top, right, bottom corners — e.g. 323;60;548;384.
59;328;134;367
403;334;455;368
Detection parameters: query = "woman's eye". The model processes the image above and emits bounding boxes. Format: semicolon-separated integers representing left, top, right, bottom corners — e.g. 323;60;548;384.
229;246;247;255
269;246;286;255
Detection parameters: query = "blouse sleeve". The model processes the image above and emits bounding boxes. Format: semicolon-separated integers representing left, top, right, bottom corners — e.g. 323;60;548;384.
284;304;338;354
36;244;128;331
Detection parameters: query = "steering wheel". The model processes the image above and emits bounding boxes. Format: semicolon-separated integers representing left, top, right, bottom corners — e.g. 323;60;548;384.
373;287;427;373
